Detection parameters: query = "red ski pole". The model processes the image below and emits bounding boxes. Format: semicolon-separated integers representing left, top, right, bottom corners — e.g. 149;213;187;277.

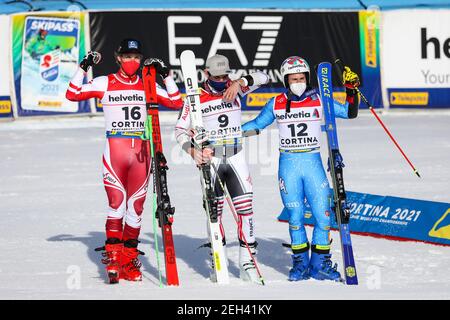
334;59;421;178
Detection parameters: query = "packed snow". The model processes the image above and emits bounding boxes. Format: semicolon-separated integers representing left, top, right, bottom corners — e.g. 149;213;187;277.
0;110;449;300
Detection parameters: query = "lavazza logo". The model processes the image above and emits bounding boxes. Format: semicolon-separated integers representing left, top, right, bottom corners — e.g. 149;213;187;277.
167;15;284;83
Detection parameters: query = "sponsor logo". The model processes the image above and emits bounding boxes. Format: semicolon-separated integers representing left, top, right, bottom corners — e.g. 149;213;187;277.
168;15;283;67
360;11;379;68
246;93;279;107
346;266;357;278
279;177;287;194
390;92;429;106
421;28;450;59
38;100;62;107
108;93;144;103
276;110;313;120
0;99;12;114
30;19;77;33
286;202;300;208
319;66;331;98
103;172;117;185
429;208;450;240
128;40;138;49
241;16;283;67
40;50;59;82
201;101;234;114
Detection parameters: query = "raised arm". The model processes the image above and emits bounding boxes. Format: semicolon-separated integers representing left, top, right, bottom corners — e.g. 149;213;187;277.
66;51;105;101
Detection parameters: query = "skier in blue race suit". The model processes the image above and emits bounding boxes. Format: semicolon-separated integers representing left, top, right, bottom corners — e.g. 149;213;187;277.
242;56;360;281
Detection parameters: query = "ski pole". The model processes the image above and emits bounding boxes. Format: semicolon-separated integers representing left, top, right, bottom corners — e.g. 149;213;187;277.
210;162;265;285
334;59;421;178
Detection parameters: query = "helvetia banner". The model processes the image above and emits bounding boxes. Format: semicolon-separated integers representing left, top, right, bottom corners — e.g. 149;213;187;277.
12;13;90;116
89;11;362;111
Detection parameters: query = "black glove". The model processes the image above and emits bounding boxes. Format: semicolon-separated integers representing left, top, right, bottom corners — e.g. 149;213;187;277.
80;51;102;72
144;58;169;78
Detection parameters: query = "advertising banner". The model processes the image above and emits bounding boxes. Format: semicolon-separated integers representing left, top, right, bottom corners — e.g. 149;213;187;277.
90;11;364;111
278;191;450;246
0;15;12;119
11;12;90;116
359;9;383;108
381;9;450;108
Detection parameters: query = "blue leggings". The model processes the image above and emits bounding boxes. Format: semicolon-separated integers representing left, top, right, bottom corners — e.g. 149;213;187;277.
278;152;331;247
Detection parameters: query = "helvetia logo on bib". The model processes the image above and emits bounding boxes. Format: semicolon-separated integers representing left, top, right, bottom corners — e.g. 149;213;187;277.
429;208;450;240
40;49;60;82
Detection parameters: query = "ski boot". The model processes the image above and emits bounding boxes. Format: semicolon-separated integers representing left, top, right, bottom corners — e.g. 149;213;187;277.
120;239;144;281
309;246;342;282
288;251;310;281
239;241;263;285
96;238;123;284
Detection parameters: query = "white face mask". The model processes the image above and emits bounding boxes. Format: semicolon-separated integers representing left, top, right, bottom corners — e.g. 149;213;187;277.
289;82;307;97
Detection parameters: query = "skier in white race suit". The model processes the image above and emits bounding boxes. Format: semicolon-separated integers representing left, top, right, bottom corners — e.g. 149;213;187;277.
175;54;269;284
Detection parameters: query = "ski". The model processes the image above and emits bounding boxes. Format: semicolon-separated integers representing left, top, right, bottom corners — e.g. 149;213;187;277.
180;49;230;284
142;65;179;286
316;62;358;285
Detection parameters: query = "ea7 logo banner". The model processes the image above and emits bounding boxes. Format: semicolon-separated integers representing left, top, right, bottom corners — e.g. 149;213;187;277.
90;11;360;91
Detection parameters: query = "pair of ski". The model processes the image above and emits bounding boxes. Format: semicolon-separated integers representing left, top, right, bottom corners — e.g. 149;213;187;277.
180;50;264;285
141;65;179;286
316;62;358;285
141;56;262;286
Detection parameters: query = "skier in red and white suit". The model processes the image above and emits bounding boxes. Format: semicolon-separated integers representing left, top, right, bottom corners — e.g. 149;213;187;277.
66;38;182;283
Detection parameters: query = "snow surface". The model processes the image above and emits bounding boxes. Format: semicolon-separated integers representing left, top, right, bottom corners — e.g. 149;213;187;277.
0;110;449;300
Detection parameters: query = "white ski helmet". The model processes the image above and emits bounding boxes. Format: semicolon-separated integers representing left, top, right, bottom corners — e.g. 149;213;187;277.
280;56;310;87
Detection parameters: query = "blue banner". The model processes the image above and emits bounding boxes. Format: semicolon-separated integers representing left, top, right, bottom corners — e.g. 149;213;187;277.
278;191;450;246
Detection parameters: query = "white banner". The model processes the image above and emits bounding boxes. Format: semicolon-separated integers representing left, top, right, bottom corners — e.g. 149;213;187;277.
0;15;12;117
381;9;450;89
0;15;10;97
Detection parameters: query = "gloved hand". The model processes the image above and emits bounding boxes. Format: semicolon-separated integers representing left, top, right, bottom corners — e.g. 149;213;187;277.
144;58;170;78
343;66;360;89
80;51;102;72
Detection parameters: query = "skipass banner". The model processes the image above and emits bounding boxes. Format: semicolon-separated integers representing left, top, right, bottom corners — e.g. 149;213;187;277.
11;12;90;116
0;15;13;119
381;9;450;108
279;191;450;246
89;10;384;111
